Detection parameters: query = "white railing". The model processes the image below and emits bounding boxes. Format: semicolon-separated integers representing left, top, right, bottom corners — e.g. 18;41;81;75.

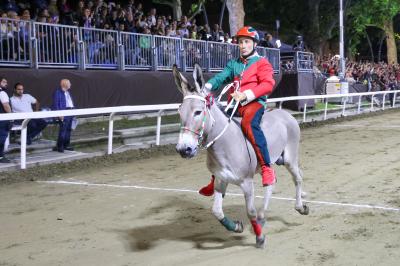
268;90;399;122
0;90;398;169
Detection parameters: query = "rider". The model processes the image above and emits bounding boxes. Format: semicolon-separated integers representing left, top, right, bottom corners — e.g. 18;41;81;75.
199;26;276;196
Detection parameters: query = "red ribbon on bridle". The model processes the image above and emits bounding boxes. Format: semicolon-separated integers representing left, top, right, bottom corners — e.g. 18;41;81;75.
205;93;214;108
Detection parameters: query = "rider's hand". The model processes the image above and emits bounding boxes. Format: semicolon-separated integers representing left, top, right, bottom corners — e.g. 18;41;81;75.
204;83;212;93
231;91;247;102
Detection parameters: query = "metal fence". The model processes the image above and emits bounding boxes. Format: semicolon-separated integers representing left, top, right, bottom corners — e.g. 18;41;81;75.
0;18;32;67
183;38;207;71
34;22;79;68
296;51;314;72
79;27;119;69
154;35;181;70
121;32;152;70
0;18;283;73
208;41;238;71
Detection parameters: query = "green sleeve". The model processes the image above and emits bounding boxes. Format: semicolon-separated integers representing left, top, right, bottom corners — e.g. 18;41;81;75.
207;60;234;91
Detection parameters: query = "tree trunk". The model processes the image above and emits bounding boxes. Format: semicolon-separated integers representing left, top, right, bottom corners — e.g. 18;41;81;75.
219;0;227;28
378;33;386;62
383;19;398;64
365;29;374;62
174;0;182;21
307;0;321;55
226;0;244;37
202;4;209;27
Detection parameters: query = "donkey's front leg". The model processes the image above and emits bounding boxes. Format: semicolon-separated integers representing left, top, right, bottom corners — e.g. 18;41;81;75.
241;178;266;248
212;179;243;233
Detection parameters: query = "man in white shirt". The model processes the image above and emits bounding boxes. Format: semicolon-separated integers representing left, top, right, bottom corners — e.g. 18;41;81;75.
10;83;47;145
0;77;12;163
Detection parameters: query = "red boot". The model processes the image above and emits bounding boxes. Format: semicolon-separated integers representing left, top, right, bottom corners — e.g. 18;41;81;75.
261;165;276;186
199;175;215;196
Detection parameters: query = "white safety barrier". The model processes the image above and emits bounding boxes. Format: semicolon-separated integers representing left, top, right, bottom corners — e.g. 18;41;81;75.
0;90;399;169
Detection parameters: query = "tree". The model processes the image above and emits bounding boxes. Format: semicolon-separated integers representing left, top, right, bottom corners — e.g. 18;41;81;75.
349;0;400;64
226;0;245;36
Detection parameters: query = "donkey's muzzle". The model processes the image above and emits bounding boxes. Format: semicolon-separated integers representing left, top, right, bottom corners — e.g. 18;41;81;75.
176;144;197;158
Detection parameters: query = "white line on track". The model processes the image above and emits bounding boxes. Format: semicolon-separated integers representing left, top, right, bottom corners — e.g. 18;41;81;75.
331;124;400;129
37;180;400;213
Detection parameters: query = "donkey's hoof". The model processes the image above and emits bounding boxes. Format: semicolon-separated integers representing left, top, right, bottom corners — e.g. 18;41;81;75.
234;221;244;233
297;204;309;215
256;235;266;249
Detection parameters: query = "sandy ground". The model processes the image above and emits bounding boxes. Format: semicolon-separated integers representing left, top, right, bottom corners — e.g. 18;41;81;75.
1;111;400;266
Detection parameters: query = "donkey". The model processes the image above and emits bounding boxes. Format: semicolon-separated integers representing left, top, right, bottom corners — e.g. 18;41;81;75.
174;64;309;248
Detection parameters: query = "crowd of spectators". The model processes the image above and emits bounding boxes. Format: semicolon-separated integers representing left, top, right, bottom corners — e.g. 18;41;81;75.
1;0;235;43
317;55;400;92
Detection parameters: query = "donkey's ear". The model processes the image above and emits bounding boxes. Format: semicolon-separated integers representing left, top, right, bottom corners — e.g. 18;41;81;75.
193;63;205;93
173;64;189;94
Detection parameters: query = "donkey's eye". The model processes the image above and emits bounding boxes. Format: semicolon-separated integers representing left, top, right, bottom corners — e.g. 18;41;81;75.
194;110;202;116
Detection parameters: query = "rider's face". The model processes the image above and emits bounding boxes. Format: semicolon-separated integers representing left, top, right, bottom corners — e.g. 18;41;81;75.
239;37;255;57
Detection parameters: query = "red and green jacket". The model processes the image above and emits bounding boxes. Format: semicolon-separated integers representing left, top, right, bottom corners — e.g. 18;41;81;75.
207;53;275;106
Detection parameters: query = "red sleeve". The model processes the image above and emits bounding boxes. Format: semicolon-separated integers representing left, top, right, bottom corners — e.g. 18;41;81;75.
252;58;275;98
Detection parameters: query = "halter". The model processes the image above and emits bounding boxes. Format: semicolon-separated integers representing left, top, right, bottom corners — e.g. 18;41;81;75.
180;82;240;149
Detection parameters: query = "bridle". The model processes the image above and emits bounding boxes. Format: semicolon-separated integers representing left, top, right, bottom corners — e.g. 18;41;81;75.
179;82;240;149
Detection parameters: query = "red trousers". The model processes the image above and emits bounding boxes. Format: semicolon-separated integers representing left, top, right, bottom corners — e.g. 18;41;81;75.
238;101;271;166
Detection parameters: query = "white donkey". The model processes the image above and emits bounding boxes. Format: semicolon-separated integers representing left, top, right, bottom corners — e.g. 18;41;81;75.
174;64;308;248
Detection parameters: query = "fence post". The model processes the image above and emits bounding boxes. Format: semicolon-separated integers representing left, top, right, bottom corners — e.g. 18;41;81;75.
156;110;164;145
206;41;211;73
303;103;307;122
32;37;39;69
180;37;186;72
119;44;125;71
77;29;86;70
152;35;157;71
324;99;328;120
30;22;38;69
117;32;125;71
78;41;86;70
342;98;346;116
108;112;116;155
393;92;397;107
370;95;374;110
20;119;31;169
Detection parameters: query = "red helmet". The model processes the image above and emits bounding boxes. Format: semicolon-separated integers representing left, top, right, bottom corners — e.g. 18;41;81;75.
236;26;260;43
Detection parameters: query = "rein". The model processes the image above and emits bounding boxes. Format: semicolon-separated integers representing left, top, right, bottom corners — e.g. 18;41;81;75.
180;82;240;149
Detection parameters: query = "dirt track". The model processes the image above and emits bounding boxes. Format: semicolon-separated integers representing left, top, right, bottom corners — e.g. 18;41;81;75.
1;111;400;266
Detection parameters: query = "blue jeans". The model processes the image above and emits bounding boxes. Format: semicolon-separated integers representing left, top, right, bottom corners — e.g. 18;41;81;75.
14;119;47;142
0;120;11;157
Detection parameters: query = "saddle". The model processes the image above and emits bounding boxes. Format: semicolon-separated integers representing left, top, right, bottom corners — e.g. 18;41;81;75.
217;104;285;165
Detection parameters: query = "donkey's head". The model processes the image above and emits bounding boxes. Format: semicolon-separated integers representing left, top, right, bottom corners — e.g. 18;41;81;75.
173;64;208;158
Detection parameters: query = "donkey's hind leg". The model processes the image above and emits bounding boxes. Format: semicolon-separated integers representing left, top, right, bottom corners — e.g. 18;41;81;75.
284;152;309;215
212;179;244;233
